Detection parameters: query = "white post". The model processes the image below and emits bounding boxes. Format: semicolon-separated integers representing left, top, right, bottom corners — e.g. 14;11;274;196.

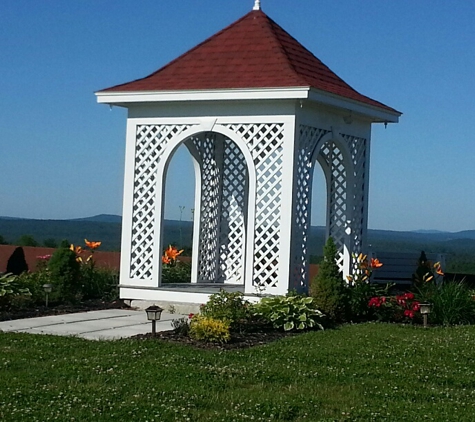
253;0;261;11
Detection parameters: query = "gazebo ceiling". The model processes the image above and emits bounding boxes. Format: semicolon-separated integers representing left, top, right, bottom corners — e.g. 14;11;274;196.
99;9;400;116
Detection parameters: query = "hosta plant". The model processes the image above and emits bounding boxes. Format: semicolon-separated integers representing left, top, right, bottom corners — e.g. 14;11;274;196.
0;273;31;310
252;295;325;331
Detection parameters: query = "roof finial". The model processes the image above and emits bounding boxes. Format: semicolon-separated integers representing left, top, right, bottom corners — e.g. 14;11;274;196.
253;0;261;11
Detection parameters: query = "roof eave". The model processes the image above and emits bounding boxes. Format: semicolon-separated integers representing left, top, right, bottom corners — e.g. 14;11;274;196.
95;87;311;106
95;86;401;123
307;88;401;123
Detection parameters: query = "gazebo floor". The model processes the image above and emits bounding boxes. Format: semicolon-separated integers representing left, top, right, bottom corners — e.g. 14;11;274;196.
156;283;244;294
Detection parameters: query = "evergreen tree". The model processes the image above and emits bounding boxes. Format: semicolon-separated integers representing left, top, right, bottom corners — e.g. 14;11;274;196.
310;237;346;321
6;247;29;275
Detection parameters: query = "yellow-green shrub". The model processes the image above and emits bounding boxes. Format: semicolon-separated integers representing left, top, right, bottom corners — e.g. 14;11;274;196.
189;315;231;343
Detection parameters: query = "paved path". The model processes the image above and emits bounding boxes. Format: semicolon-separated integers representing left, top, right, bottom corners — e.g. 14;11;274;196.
0;309;185;341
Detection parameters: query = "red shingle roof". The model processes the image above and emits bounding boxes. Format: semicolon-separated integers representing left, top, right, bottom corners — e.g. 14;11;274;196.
101;10;398;113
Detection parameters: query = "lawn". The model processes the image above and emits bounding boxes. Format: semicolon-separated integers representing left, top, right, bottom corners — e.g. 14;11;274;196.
1;323;475;421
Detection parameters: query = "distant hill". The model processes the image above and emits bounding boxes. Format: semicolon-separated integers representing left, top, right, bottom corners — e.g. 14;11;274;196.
0;216;474;272
69;214;122;224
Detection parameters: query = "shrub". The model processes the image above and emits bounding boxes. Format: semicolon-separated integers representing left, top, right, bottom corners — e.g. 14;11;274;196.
6;247;28;275
200;289;250;329
189;315;231;343
252;294;325;331
47;248;81;302
171;316;191;336
80;266;119;301
15;268;50;305
161;262;191;283
0;273;31;310
417;280;475;326
310;237;346;321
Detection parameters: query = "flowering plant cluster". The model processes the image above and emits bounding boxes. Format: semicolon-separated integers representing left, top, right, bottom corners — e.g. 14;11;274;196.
346;253;383;286
368;292;421;322
413;251;444;285
70;239;101;264
162;245;183;267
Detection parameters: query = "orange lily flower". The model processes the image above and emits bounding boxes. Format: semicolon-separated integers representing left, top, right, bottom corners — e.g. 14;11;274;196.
70;244;82;255
85;239;101;249
370;258;383;268
434;262;444;276
162;255;171;265
164;245;183;261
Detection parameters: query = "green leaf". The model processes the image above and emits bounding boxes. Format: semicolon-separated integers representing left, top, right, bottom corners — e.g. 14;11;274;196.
299;313;307;321
284;321;294;331
297;322;306;330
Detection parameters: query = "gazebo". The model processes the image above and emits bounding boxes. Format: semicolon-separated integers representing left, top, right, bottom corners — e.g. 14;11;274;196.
96;3;400;303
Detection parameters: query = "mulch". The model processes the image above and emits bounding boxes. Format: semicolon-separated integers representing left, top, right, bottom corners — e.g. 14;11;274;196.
132;326;300;350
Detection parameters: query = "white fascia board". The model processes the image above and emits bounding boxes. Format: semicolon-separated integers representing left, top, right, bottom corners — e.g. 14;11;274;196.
95;87;310;105
307;89;401;123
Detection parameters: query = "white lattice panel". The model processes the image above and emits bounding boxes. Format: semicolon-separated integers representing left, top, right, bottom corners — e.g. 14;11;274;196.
343;133;368;273
319;141;347;271
217;139;247;283
291;126;329;290
226;123;284;289
130;124;189;279
193;135;221;282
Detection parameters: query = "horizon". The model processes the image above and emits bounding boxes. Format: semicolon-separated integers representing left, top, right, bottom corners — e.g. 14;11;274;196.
0;214;472;235
1;1;474;232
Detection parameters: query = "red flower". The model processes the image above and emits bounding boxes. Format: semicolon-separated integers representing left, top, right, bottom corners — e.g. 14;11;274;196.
404;292;414;300
188;313;195;319
404;310;415;318
368;297;381;307
412;302;420;312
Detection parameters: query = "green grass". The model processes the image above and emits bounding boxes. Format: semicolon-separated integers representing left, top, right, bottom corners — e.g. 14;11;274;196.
1;323;475;421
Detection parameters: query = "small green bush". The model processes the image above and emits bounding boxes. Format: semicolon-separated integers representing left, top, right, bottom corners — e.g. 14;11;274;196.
171;317;191;336
310;237;346;321
15;269;49;305
189;315;231;343
161;262;191;283
252;294;325;331
80;266;119;301
200;289;251;329
47;248;81;302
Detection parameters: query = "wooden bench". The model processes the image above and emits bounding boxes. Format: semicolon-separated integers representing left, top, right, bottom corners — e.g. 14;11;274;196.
369;252;446;285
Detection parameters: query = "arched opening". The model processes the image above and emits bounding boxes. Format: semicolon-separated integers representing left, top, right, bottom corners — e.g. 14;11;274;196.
310;163;327;264
161;144;196;283
158;131;250;287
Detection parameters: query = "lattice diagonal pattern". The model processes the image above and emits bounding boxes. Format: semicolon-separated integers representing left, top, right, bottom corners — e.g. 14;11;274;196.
130;124;189;279
319;141;347;270
343;133;368;273
225;123;284;289
218;139;247;284
192;135;221;282
192;134;248;284
290;126;329;290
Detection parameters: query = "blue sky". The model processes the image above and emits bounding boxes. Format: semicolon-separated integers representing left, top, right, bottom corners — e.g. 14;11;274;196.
1;0;474;232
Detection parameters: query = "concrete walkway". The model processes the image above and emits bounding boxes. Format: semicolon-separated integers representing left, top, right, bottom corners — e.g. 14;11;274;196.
0;309;185;341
